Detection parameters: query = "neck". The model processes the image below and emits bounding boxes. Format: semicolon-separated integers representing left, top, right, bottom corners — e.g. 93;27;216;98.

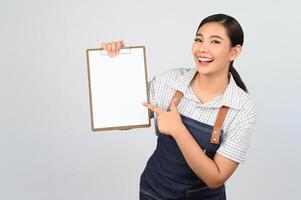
193;71;229;96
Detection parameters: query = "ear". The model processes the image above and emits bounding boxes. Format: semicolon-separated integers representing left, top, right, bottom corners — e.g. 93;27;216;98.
229;45;242;61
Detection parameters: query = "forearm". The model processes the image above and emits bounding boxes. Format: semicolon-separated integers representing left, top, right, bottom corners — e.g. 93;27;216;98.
173;124;224;188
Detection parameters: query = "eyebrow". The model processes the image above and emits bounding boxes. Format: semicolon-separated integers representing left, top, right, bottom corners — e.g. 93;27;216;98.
196;33;223;40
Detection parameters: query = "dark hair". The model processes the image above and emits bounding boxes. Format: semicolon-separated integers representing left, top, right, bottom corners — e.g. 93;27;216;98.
196;14;248;93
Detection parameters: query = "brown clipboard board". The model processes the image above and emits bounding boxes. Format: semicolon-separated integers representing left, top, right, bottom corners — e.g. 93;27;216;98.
86;46;151;132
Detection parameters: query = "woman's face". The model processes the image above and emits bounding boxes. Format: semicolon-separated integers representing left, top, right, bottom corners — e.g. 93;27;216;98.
192;22;240;77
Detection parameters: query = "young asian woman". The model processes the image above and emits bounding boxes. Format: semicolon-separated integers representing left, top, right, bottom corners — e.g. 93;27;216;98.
101;13;256;200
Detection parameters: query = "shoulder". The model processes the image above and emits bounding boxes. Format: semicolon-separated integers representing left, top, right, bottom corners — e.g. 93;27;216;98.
150;67;191;110
154;67;191;83
236;87;256;125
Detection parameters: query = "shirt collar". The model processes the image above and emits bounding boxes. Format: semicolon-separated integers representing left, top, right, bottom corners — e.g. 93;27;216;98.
168;68;242;110
168;68;197;94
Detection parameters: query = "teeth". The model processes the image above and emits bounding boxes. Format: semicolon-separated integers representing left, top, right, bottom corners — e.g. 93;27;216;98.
198;57;212;62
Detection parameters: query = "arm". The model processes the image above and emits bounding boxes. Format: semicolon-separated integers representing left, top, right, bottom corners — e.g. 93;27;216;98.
143;91;256;187
173;124;238;189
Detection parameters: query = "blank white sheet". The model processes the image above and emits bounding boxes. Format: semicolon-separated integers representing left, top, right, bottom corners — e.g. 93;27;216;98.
86;46;150;131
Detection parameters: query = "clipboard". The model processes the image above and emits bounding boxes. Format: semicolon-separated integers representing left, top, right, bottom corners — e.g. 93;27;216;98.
86;46;151;132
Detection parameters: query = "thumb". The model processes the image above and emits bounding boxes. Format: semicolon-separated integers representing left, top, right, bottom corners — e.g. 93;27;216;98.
169;97;178;111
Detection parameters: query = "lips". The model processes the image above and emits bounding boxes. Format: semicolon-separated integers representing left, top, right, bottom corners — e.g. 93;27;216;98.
197;56;214;67
198;57;213;62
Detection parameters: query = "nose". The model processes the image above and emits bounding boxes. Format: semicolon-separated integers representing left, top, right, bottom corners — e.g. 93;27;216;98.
199;48;207;53
196;42;208;53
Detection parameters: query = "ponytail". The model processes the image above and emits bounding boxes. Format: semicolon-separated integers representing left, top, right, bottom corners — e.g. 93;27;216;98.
229;62;248;93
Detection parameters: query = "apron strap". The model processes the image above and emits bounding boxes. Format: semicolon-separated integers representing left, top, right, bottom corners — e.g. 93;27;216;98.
210;106;229;144
168;90;229;145
167;90;184;111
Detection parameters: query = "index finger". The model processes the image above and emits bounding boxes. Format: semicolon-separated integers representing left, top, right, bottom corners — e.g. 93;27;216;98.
142;102;162;114
116;40;125;54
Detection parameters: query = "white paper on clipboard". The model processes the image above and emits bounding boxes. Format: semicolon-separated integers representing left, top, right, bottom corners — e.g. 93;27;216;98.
86;46;151;132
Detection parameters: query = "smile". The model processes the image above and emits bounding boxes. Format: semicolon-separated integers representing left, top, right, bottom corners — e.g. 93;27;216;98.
198;57;213;62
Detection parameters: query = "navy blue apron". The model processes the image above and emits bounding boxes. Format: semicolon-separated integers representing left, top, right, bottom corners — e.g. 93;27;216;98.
140;91;228;200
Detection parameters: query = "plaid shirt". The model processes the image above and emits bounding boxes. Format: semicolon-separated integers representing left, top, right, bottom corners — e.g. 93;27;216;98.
148;67;256;163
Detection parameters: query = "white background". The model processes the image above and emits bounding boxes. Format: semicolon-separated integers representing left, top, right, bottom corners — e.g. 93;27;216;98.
1;0;300;199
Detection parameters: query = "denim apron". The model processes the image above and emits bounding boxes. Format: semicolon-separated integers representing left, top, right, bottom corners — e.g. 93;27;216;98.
140;91;228;200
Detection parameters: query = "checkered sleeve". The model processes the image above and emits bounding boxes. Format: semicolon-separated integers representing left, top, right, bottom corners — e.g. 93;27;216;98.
217;104;256;164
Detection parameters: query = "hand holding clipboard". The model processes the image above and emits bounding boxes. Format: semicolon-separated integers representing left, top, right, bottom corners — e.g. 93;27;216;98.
101;40;125;57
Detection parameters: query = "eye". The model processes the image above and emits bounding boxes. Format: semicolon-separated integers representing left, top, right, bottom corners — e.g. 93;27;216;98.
194;38;202;43
211;40;221;44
